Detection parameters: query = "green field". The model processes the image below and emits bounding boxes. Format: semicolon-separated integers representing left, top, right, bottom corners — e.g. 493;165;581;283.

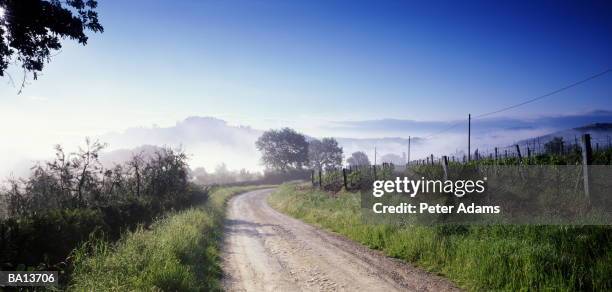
70;186;270;291
268;183;612;291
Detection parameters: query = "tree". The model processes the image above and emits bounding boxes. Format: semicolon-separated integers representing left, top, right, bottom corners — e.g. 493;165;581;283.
143;147;189;199
255;128;308;171
347;151;370;167
308;137;343;170
43;138;105;206
71;138;105;204
0;0;103;88
127;152;145;197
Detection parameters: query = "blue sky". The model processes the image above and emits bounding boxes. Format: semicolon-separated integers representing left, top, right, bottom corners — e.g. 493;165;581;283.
99;0;612;121
1;0;612;166
2;0;612;128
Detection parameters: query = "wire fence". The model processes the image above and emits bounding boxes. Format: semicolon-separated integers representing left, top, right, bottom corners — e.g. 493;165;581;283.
312;133;612;194
410;134;612;166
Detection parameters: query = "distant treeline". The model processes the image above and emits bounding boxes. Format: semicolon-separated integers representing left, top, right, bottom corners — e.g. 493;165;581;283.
191;164;311;187
191;164;262;185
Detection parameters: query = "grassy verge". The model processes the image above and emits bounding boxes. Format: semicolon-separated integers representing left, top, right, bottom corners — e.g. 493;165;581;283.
268;183;612;291
69;185;272;291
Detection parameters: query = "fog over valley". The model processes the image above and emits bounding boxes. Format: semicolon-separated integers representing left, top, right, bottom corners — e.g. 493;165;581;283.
1;111;611;180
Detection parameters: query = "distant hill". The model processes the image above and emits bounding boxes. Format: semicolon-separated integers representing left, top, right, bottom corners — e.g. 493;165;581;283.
516;123;612;148
575;123;612;132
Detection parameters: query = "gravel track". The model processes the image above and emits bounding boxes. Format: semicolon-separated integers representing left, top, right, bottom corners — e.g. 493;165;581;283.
221;188;460;292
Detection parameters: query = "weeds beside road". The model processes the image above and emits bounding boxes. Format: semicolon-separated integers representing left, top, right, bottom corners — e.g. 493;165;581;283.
268;183;612;291
70;185;272;291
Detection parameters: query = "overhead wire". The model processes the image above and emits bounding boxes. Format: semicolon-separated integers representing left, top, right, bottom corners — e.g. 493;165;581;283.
421;68;611;139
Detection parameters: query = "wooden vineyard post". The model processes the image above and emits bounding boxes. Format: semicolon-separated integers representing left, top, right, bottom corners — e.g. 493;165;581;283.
515;145;522;161
468;113;471;161
527;147;531;158
575;136;579;153
311;169;315;187
374;147;377;166
442;156;449;180
319;169;323;189
342;168;348;190
430;154;434;165
527;147;531;163
581;134;593;204
559;141;564;154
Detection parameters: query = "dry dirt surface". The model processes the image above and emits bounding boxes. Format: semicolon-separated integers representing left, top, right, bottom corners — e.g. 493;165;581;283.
221;188;461;292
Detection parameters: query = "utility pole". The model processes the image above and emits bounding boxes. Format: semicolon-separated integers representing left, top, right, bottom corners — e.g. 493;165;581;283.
468;113;471;161
374;146;377;165
407;136;411;166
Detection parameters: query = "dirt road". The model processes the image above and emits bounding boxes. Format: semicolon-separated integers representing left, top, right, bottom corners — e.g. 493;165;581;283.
221;189;460;292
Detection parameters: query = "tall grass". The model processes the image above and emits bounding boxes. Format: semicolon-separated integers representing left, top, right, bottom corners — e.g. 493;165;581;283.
70;186;270;291
268;184;612;291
